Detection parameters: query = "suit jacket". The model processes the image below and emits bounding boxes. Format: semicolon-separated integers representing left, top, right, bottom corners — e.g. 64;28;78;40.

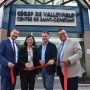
38;42;57;74
18;46;40;75
0;38;19;77
57;38;83;78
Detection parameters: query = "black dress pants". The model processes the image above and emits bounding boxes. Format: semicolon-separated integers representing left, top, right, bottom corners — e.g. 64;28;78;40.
57;66;79;90
20;71;35;90
57;66;64;89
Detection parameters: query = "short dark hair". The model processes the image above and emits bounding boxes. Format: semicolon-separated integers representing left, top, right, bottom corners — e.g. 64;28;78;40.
24;35;36;47
58;28;65;32
42;31;49;35
11;27;19;32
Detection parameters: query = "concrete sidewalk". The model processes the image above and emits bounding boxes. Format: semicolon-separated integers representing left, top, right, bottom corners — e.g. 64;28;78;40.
1;76;90;90
78;84;90;90
15;77;90;90
15;84;90;90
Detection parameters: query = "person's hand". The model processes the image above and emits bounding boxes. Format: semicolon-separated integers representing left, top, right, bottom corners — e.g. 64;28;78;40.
39;60;45;65
25;62;34;70
28;66;34;70
62;59;70;65
8;62;14;68
25;63;31;69
47;59;54;65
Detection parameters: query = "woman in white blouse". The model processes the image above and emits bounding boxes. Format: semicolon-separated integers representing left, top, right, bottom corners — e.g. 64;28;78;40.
18;35;40;90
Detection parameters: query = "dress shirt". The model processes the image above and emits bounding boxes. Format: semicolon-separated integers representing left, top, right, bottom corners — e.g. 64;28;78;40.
27;49;33;61
41;44;47;63
9;38;18;63
59;42;65;61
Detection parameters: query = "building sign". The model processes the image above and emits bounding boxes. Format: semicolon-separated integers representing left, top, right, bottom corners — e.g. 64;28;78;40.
15;9;76;26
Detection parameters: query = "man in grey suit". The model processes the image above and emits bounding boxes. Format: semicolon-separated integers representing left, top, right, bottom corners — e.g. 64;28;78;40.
57;29;83;90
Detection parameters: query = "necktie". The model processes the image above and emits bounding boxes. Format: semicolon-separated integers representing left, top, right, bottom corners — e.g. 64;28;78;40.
58;42;64;65
12;41;16;60
10;41;16;85
13;41;15;51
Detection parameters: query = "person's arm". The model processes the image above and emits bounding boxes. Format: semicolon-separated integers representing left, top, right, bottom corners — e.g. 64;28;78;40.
34;48;41;75
18;47;26;67
68;41;82;64
38;45;44;65
0;40;9;66
47;43;57;65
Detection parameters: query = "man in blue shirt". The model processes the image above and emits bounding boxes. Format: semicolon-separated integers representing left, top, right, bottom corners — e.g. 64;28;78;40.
38;31;57;90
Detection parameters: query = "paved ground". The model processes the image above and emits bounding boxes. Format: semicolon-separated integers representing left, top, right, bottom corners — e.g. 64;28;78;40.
15;77;90;90
15;84;90;90
1;76;90;90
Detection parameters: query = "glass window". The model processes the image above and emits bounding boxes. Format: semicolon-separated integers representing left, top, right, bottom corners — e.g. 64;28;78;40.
64;1;77;6
34;0;77;6
19;31;32;37
68;33;83;38
17;31;83;46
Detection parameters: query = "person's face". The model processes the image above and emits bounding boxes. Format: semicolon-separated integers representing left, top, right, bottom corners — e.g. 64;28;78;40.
58;30;67;42
10;29;19;40
42;33;50;44
26;37;34;46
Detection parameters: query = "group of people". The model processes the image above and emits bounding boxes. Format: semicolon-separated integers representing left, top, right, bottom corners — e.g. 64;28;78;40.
0;28;83;90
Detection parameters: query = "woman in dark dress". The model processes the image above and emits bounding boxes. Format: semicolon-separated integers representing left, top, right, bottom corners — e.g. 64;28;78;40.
18;35;39;90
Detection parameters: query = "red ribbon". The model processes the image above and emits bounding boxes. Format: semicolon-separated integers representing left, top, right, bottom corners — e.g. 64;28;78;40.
34;64;49;69
10;68;15;85
10;64;49;85
64;65;68;90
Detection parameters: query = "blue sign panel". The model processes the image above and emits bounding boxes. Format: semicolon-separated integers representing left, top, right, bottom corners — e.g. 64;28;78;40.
2;5;89;33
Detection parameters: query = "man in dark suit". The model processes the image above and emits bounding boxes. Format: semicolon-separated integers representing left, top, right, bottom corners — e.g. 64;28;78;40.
38;31;57;90
0;28;20;90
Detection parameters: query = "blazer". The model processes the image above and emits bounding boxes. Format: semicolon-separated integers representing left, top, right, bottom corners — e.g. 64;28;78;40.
18;46;40;75
38;42;57;74
57;38;83;78
0;38;19;77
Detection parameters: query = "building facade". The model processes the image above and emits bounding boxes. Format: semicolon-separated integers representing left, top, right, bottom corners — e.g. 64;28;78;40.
0;0;90;77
